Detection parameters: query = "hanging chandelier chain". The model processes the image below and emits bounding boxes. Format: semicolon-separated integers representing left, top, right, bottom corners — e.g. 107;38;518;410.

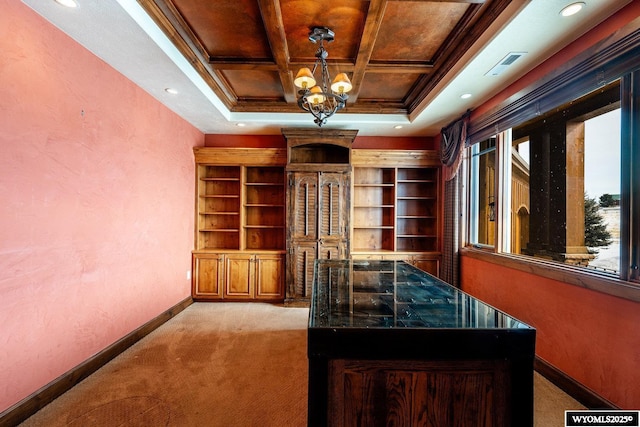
320;49;330;93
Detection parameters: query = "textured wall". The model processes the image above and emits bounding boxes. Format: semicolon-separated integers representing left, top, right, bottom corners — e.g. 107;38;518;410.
460;255;640;409
0;0;202;411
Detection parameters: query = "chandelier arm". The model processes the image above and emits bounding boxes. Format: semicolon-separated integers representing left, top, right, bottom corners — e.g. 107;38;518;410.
296;27;348;127
298;92;348;127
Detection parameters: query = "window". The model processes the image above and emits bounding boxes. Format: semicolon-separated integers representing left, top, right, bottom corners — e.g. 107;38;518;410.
583;109;621;274
508;82;621;272
469;138;496;247
510;137;529;255
466;74;640;286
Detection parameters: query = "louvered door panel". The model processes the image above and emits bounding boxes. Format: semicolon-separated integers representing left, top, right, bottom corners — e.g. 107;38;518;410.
318;172;348;241
290;172;318;240
291;241;318;299
318;241;345;260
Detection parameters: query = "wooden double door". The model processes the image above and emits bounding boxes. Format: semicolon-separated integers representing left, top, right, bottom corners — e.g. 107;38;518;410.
286;170;350;303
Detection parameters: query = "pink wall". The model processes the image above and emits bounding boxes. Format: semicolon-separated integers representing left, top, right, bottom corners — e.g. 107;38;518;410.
205;134;286;148
353;136;436;150
460;256;640;408
204;134;436;150
0;0;203;412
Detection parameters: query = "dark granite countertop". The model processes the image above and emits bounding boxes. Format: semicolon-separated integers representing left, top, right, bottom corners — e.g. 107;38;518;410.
310;259;532;330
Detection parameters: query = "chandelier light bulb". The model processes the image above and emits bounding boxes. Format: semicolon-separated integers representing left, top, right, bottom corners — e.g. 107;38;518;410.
294;68;316;89
306;86;326;104
331;73;352;94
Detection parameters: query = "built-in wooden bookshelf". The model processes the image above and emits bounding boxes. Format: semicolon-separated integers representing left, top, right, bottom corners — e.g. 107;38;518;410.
352;166;439;253
192;147;441;301
396;167;438;252
193;148;287;301
197;165;241;250
353;167;395;252
244;167;285;251
351;149;441;276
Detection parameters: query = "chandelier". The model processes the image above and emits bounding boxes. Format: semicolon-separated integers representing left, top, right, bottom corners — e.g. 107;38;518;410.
294;27;352;127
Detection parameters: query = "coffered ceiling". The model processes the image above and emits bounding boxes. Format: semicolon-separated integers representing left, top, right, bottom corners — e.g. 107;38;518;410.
23;0;633;136
140;0;510;117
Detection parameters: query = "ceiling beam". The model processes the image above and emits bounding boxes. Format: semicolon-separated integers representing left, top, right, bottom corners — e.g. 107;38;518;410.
208;60;279;70
257;0;297;104
393;0;485;3
348;0;389;104
366;62;434;74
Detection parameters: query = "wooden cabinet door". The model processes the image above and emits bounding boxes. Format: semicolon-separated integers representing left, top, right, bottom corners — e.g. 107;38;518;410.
193;253;224;299
328;359;508;427
409;257;440;276
289;172;318;240
318;240;346;260
255;254;285;299
381;253;441;277
286;170;350;302
289;241;318;300
224;253;253;299
318;172;349;245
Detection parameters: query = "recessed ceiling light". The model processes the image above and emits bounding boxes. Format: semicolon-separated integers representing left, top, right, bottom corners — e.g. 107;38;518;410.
560;2;585;17
55;0;78;7
164;88;178;95
236;123;246;127
461;93;472;99
394;125;403;129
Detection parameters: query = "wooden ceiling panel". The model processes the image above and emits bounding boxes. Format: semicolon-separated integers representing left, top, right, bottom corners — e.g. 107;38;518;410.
141;0;514;116
222;70;284;99
372;2;471;62
281;0;367;62
358;73;419;101
172;0;272;59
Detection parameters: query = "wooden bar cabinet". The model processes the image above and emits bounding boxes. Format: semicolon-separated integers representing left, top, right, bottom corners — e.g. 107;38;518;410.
308;259;536;427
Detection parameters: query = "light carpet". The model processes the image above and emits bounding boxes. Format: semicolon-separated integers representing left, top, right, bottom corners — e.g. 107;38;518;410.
18;302;584;426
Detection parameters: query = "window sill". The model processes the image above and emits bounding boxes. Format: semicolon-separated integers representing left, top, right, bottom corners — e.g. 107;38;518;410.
460;247;640;303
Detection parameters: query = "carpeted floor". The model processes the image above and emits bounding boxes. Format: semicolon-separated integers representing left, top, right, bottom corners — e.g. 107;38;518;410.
18;303;584;426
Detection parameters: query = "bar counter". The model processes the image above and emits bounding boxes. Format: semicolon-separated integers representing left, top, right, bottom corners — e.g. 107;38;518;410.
308;259;536;427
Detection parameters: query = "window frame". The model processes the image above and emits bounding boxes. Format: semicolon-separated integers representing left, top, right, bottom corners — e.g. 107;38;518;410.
468;138;497;249
620;70;640;283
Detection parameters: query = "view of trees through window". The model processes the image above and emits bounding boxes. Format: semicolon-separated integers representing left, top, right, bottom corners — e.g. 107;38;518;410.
583;109;621;273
